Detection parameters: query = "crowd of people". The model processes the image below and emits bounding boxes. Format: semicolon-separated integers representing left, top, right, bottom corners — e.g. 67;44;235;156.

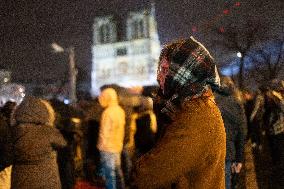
0;36;283;189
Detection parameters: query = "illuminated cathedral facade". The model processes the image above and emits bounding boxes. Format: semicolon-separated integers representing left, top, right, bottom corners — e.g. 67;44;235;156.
91;5;161;96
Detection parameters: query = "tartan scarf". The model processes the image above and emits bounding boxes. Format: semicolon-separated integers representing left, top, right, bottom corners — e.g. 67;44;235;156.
157;37;220;120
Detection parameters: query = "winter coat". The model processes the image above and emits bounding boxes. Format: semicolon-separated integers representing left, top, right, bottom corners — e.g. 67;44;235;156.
215;93;246;162
0;114;12;189
0;114;11;171
9;97;67;189
129;110;157;154
97;88;125;153
0;101;16;189
263;90;284;135
134;93;226;189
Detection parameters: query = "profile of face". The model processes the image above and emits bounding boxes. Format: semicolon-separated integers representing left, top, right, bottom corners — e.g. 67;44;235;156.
98;88;118;108
157;57;170;93
98;91;108;108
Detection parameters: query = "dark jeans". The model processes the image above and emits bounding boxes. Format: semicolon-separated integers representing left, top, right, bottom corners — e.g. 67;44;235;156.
225;160;232;189
98;151;125;189
268;133;284;188
121;147;132;185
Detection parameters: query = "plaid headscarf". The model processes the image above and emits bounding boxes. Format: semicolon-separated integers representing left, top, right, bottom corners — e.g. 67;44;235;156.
156;36;220;120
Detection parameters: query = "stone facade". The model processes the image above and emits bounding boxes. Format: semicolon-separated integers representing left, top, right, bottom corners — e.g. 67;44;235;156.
91;5;160;96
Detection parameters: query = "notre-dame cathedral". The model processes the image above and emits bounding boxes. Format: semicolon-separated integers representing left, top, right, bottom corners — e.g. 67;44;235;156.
91;4;161;96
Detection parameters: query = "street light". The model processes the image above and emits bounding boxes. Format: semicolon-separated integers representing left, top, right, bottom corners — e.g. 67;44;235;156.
237;52;242;58
51;43;64;53
51;42;77;104
3;78;9;83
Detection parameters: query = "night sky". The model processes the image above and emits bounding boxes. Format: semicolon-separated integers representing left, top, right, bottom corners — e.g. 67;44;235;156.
0;0;282;87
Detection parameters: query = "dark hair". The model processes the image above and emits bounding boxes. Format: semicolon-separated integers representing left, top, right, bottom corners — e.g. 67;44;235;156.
1;101;17;120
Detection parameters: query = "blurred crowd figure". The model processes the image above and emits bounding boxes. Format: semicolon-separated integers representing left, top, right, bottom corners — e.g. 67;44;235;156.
214;77;246;189
57;116;84;189
0;97;86;189
128;97;157;157
96;88;126;189
244;80;284;188
0;101;16;189
0;97;67;189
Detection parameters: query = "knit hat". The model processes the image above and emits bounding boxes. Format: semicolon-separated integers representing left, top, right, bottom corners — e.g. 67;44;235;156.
14;96;55;127
157;36;220;119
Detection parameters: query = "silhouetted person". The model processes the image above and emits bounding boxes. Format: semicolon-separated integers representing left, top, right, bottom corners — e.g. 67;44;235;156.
0;101;17;189
97;88;126;189
6;97;66;189
214;77;246;189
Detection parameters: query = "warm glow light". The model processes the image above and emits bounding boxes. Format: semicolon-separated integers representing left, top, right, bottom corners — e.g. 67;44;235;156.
71;117;81;124
235;2;241;6
18;87;24;93
223;9;229;15
51;43;64;53
128;86;143;94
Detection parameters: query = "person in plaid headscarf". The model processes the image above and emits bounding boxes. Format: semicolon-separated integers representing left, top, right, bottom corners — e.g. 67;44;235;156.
133;37;226;189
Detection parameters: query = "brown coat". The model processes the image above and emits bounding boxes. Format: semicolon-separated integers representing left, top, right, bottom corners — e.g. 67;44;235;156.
135;94;226;189
10;97;67;189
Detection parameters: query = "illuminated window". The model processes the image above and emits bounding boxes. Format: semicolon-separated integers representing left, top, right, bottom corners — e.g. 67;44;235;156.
99;24;112;43
100;69;111;79
132;18;145;39
137;66;145;74
118;62;128;74
132;45;147;54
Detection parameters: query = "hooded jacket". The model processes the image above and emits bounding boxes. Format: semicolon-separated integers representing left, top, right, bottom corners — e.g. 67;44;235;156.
134;37;226;189
135;92;226;189
10;97;67;189
97;88;125;153
214;89;246;162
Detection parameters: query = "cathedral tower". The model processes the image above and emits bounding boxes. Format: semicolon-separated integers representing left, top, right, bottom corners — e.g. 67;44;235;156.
91;4;160;96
